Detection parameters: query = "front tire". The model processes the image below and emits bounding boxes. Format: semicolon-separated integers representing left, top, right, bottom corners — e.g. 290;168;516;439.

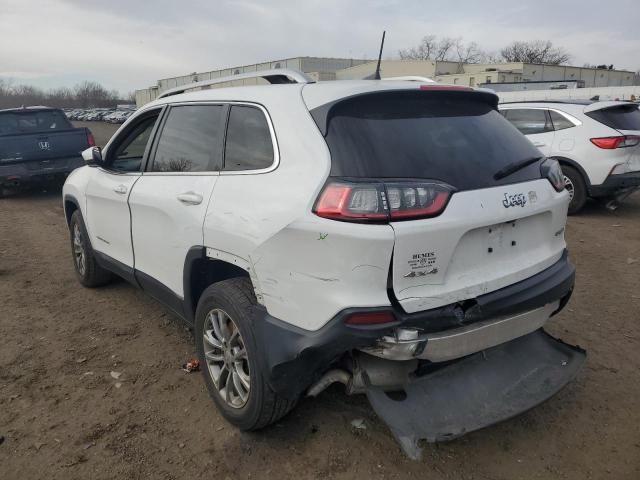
69;210;112;287
561;165;587;215
195;278;297;430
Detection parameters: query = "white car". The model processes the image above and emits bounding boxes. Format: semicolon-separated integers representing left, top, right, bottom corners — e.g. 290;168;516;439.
499;100;640;213
62;70;585;459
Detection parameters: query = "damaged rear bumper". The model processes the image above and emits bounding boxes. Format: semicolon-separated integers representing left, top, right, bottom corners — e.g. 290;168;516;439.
251;250;575;400
367;329;585;459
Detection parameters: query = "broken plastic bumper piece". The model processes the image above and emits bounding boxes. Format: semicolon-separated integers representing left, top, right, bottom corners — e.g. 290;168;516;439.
366;329;586;460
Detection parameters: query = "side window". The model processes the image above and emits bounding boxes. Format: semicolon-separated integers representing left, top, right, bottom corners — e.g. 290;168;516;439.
224;105;274;171
110;114;159;172
151;105;226;172
549;111;575;131
504;109;553;135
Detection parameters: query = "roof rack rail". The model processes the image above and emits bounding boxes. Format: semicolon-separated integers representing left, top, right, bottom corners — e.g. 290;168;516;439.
157;68;314;99
499;99;594;105
385;76;436;83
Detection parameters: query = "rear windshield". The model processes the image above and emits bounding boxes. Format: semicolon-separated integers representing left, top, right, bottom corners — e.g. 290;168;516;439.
586;104;640;131
313;91;544;191
0;110;72;135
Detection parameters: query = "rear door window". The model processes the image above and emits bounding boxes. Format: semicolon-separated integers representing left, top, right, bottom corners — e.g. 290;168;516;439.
152;105;226;172
503;109;553;135
586;105;640;130
313;91;543;191
223;105;274;171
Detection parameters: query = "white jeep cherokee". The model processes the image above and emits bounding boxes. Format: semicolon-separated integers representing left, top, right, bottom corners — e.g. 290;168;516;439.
63;70;585;459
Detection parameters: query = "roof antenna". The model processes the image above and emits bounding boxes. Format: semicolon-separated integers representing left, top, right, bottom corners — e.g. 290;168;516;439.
374;31;386;80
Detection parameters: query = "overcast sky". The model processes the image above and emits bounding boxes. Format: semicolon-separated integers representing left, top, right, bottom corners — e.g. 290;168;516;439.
1;0;638;94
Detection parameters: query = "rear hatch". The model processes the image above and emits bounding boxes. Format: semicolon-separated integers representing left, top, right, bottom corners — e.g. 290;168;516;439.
585;102;640;173
313;88;568;314
0;109;91;169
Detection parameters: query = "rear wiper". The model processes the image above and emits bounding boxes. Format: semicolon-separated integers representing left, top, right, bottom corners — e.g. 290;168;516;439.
493;156;543;181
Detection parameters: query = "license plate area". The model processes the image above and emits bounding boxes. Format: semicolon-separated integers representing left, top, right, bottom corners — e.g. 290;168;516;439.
486;220;520;256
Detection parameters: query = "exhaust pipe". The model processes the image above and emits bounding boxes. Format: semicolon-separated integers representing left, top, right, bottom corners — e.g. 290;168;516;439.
307;369;351;397
306;353;418;397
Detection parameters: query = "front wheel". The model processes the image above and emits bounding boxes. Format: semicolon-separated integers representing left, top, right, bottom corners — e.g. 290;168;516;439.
561;165;587;215
69;210;112;287
195;278;297;430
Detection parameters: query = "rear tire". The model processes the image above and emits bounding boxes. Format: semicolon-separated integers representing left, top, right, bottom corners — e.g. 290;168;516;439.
561;165;587;215
195;278;297;431
69;210;112;287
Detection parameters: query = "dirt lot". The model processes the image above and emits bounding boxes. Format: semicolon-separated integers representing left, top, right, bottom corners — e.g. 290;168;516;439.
1;124;639;479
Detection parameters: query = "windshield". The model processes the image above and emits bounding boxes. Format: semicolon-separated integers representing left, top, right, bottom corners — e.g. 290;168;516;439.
0;110;72;135
313;91;543;191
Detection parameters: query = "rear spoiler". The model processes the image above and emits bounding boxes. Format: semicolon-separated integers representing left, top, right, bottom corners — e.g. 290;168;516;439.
583;100;636;113
310;88;499;137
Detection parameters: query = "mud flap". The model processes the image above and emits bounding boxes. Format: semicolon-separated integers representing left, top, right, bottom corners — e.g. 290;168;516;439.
366;329;586;460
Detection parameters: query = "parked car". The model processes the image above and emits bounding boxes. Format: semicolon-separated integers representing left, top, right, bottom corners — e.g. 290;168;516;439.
0;106;95;196
500;100;640;213
62;71;584;459
64;107;135;123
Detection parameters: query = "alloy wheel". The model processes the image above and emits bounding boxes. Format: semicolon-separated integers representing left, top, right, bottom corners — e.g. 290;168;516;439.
202;308;251;408
563;175;575;201
73;223;86;276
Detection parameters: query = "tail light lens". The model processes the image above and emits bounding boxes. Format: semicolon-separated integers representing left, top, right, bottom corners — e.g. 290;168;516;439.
344;310;396;326
87;130;96;147
590;135;640;149
540;159;565;192
314;180;454;222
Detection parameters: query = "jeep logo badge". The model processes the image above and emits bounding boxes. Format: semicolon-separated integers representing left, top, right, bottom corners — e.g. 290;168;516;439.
502;192;527;208
38;141;50;150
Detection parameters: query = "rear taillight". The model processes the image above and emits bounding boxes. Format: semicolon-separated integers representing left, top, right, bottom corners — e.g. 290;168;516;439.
87;130;96;147
590;135;640;149
314;180;453;222
344;310;396;326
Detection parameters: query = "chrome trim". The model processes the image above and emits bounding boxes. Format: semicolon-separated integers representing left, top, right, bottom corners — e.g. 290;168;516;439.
218;102;280;176
499;106;582;126
361;301;560;362
139;101;280;176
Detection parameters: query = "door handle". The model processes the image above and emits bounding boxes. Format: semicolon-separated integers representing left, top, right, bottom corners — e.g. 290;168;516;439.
113;184;128;194
533;142;546;147
176;192;203;205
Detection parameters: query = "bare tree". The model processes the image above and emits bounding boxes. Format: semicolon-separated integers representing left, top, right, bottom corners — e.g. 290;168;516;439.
0;79;121;109
399;34;439;60
455;40;484;63
500;40;571;65
434;37;457;61
399;35;486;63
74;81;119;108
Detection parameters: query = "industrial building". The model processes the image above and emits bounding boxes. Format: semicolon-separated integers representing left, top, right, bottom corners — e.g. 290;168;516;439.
135;57;639;106
135;56;369;106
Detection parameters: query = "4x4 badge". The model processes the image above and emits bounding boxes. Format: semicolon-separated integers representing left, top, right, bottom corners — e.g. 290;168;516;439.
502;192;527;208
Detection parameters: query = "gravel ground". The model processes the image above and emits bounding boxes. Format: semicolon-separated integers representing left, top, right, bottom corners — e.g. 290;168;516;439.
1;123;639;479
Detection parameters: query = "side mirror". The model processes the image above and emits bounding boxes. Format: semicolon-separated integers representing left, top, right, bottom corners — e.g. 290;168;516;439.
82;146;103;166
